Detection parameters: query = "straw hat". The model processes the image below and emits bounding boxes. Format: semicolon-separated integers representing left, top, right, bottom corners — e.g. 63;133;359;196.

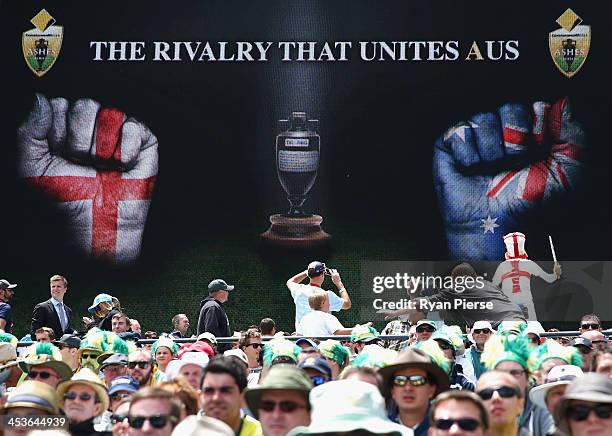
57;368;110;412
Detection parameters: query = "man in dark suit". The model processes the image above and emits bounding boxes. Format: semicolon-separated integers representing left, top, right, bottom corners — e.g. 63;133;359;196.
30;274;73;339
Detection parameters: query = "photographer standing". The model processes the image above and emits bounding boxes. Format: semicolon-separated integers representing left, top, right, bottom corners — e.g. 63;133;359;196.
286;261;351;333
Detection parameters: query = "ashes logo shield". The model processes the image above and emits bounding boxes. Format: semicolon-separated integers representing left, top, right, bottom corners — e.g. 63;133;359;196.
549;9;590;78
22;9;63;77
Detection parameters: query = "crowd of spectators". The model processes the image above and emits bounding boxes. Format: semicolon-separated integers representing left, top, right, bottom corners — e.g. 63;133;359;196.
0;262;610;436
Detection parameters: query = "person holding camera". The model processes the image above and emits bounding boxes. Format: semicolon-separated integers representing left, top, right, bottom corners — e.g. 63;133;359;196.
286;261;351;334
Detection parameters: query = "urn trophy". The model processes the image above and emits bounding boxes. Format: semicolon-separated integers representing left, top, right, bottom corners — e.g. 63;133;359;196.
261;111;331;247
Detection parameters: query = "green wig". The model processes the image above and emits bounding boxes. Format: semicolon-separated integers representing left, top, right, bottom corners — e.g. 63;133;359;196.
318;340;350;367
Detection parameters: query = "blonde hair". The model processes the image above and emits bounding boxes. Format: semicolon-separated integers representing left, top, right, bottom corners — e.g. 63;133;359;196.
50;275;68;287
308;292;328;311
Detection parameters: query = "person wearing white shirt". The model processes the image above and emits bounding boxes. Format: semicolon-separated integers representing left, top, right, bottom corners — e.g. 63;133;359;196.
286;261;351;333
299;292;354;336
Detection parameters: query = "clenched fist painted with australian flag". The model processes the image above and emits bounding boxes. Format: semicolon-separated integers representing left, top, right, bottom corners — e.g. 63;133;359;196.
18;94;158;265
434;98;586;261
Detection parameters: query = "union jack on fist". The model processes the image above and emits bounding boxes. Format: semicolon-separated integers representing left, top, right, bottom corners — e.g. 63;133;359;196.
18;94;158;265
433;98;586;260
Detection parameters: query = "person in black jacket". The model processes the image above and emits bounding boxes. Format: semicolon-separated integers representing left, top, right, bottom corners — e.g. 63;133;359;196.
196;279;234;352
30;274;74;339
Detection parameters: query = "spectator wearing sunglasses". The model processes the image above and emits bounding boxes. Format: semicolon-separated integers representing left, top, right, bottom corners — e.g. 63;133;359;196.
19;343;73;388
239;329;264;386
111;398;131;436
200;356;263;436
244;365;313;436
429;390;489;436
378;348;450;436
553;373;612;436
468;321;494;380
416;320;437;343
127;387;181;436
109;377;139;412
481;333;554;436
579;314;602;334
128;349;155;387
57;368;111;436
570;338;594;373
297;357;331;387
99;354;128;387
433;331;475;392
476;371;524;436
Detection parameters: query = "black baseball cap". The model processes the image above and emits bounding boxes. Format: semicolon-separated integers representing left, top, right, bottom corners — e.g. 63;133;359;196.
307;261;326;277
208;279;234;293
570;337;593;350
55;334;81;349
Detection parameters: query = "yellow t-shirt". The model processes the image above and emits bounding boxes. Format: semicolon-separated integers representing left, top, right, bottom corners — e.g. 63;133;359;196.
238;415;263;436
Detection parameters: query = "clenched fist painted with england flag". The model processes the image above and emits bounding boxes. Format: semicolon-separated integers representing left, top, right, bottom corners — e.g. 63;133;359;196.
18;94;158;265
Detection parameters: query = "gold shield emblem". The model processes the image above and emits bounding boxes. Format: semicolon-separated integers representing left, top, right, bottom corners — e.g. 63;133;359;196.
22;9;63;77
549;9;590;78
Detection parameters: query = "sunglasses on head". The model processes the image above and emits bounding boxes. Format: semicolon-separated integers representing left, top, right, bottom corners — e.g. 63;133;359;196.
249;343;263;349
416;326;435;333
27;370;57;380
472;329;491;335
110;414;127;425
259;400;307;413
64;391;94;402
128;415;176;429
310;375;326;386
81;353;99;360
477;386;519;400
581;323;600;330
567;403;612;421
392;374;429;387
128;361;150;369
434;418;481;431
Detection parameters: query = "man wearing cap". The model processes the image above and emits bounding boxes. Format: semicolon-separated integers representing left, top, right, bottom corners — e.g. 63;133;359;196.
415;320;436;343
99;354;128;387
244;365;313;436
350;324;380;355
164;351;209;390
571;337;594;373
108;376;139;412
58;368;111;436
55;334;81;371
554;373;612;436
30;274;73;340
298;357;331;386
197;332;218;354
378;348;450;435
286;261;351;333
467;321;493;380
529;365;584;415
19;344;73;388
1;380;60;436
432;331;474;391
0;279;17;333
196;279;234;353
200;356;263;435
